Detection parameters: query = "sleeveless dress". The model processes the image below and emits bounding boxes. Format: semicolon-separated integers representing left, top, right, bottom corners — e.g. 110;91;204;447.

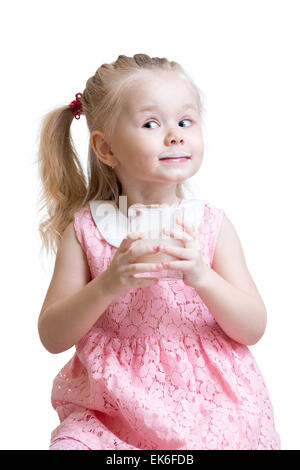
49;198;280;450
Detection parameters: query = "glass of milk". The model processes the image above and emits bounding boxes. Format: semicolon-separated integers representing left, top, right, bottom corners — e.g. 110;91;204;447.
128;203;185;280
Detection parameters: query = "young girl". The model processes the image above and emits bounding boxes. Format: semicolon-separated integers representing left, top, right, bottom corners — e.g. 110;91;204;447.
37;53;280;450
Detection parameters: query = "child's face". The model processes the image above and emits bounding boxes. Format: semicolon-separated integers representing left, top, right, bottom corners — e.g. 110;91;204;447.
108;70;204;195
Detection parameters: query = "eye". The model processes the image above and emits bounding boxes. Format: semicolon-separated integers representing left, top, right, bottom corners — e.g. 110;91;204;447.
143;120;159;129
143;119;193;129
179;119;192;127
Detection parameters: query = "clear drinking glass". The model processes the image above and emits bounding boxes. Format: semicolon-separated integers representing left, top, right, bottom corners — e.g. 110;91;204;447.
128;203;185;280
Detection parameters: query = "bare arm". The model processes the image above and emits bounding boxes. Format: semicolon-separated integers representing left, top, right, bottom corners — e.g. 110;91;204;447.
38;274;115;354
195;265;267;345
38;222;115;354
195;214;267;346
38;223;162;354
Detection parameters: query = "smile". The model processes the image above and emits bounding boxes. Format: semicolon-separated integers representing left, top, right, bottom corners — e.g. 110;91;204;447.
159;157;191;163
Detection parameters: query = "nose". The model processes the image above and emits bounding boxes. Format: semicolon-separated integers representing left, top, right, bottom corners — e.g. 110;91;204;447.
165;128;184;145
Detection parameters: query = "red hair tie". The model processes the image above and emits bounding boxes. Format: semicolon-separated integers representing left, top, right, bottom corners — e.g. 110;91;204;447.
69;92;83;120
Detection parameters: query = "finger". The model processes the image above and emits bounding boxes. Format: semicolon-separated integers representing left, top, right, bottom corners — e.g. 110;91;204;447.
124;240;160;263
128;262;164;274
119;231;145;253
162;227;194;242
161;260;191;270
127;231;145;240
158;244;194;260
175;216;197;237
132;276;159;287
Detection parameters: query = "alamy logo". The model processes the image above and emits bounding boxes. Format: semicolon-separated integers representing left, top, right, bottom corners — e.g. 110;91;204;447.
92;196;200;241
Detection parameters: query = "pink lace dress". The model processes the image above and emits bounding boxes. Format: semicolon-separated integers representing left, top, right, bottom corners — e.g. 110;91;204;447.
49;198;280;450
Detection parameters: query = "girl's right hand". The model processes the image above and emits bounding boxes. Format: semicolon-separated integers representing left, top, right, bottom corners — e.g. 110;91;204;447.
101;232;163;297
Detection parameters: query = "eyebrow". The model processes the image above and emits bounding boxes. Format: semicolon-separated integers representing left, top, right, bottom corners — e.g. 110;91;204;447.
136;104;198;114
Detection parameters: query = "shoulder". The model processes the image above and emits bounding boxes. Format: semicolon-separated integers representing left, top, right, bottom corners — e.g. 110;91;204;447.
59;218;85;253
50;219;92;302
212;212;265;303
213;212;238;251
202;199;224;219
58;216;91;277
39;219;91;320
72;203;94;245
200;199;225;242
73;203;92;220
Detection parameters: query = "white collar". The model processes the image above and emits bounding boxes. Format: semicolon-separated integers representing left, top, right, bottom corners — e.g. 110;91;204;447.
89;198;205;247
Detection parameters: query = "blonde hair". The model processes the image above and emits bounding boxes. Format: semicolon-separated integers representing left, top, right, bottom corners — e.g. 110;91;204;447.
37;53;203;256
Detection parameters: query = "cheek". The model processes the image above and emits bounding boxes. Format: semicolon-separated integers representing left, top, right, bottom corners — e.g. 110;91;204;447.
193;133;204;155
131;135;157;158
124;131;146;149
199;141;204;158
114;128;159;164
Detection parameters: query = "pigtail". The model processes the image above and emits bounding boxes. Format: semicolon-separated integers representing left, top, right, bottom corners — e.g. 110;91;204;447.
37;105;87;256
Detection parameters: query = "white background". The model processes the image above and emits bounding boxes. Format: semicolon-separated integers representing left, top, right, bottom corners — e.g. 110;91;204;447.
1;0;299;450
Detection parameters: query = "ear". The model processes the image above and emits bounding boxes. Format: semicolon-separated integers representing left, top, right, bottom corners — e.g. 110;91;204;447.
90;130;116;167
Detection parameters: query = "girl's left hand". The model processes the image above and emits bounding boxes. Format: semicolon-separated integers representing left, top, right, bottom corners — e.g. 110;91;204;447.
159;216;208;289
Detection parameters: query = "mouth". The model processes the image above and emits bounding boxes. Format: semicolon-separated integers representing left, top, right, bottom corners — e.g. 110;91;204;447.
159;157;191;163
159;153;192;163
